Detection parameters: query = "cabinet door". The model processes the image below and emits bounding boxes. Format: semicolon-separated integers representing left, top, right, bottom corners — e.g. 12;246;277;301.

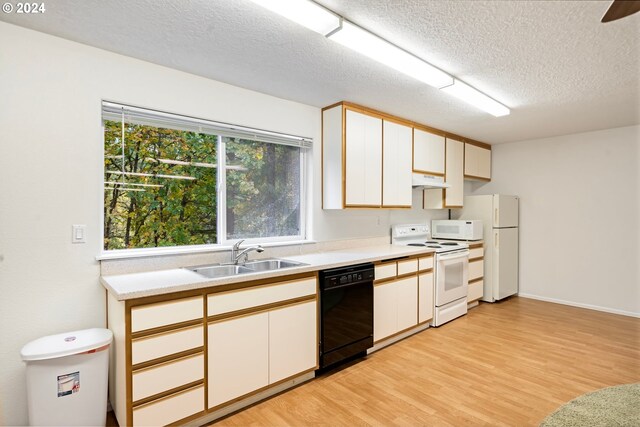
207;313;269;408
444;138;464;207
382;120;412;207
464;143;491;180
418;272;434;323
374;281;398;341
413;129;445;175
269;301;317;384
345;109;382;206
396;276;418;332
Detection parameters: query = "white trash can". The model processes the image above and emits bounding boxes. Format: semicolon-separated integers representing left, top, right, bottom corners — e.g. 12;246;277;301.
21;328;113;426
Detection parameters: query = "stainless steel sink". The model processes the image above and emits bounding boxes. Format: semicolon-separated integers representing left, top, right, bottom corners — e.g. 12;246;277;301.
243;259;307;272
190;265;253;279
189;258;307;279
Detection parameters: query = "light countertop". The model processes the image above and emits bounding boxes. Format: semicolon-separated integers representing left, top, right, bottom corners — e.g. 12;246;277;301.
100;244;435;301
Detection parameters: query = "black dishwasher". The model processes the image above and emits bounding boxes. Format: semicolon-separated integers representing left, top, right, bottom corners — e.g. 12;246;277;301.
319;263;374;369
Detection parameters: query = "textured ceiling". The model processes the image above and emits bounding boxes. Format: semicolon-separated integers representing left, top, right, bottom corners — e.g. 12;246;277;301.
1;0;639;143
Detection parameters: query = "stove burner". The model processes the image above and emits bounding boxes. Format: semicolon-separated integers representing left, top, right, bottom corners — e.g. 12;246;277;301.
425;241;439;244
407;243;426;247
440;242;459;246
426;245;442;248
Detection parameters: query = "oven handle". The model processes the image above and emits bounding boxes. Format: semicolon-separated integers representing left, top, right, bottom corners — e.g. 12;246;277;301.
437;250;469;261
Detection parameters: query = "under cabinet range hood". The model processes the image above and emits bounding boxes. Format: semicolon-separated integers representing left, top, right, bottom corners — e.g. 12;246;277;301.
411;173;450;189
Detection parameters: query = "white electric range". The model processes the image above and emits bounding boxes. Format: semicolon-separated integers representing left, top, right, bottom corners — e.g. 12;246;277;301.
391;224;470;326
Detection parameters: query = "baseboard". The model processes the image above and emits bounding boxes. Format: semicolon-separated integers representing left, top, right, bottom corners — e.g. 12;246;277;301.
517;293;640;318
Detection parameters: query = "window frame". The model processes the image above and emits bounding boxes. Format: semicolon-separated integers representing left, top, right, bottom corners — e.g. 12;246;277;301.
99;102;310;258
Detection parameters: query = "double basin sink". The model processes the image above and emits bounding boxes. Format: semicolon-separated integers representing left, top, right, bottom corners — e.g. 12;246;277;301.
189;258;307;279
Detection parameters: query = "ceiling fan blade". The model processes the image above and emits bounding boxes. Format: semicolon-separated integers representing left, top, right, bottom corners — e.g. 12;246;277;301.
601;0;640;22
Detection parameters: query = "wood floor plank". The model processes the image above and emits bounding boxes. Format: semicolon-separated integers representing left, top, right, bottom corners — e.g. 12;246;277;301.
213;297;640;426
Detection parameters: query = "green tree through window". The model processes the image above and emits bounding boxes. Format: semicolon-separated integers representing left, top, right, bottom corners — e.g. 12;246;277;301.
103;120;303;251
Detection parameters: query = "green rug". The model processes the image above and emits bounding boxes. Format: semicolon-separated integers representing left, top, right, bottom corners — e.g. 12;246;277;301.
540;383;640;427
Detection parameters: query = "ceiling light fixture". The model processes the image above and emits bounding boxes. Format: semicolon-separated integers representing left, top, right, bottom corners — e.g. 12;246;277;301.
327;20;453;89
250;0;510;116
248;0;340;36
440;79;510;117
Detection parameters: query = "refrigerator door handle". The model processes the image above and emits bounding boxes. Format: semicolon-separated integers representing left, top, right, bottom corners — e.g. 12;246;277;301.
495;208;498;226
495;232;498;248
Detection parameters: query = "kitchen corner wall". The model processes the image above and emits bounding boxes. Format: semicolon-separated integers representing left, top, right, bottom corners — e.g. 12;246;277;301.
0;22;441;425
465;125;640;317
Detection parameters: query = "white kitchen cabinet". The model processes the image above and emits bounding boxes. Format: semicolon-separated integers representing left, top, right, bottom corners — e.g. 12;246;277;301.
269;301;317;384
374;260;418;342
323;104;384;208
468;242;485;306
445;138;464;207
108;274;317;426
207;275;318;409
418;271;434;324
382;120;412;207
345;109;382;206
208;312;269;408
413;128;445;175
422;138;465;209
374;280;399;341
464;143;491;181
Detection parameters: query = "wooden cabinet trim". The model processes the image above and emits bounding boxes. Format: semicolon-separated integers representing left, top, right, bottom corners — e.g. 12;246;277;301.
417;267;433;273
464;174;491;182
469;242;484;249
373;323;421;345
131;318;203;340
413;168;445;177
328;101;492;150
206;367;316;413
469;257;484;263
132;380;204;409
469;277;484;285
132;347;204;372
206;295;316;324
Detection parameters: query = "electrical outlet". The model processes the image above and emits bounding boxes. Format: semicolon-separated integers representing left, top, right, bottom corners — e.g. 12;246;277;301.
72;225;87;244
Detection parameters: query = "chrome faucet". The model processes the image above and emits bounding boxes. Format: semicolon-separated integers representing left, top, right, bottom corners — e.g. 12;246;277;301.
231;239;264;265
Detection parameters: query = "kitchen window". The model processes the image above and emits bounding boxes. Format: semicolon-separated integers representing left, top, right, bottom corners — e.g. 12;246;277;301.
102;102;310;252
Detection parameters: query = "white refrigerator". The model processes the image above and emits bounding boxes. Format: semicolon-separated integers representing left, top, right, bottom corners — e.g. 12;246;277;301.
455;194;519;302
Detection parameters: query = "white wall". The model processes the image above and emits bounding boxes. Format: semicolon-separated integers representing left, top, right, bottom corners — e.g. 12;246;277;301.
0;22;441;425
466;125;640;316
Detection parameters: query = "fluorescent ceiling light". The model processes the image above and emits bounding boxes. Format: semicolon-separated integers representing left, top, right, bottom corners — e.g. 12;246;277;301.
327;20;453;89
249;0;340;36
440;79;510;117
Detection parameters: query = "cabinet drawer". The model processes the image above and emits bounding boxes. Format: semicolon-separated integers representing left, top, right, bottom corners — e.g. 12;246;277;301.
131;296;202;333
133;384;204;426
375;263;397;281
469;259;484;281
132;325;203;365
132;353;204;402
208;277;316;316
397;259;418;275
468;280;483;302
418;256;434;271
469;246;484;260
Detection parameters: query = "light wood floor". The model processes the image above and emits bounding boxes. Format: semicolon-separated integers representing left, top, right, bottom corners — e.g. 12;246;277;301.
213;297;640;427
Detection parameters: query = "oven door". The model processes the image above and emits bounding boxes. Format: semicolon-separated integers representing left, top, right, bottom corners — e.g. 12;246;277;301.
435;250;469;306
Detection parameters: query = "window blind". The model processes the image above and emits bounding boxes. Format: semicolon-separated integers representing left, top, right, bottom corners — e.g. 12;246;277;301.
102;101;313;149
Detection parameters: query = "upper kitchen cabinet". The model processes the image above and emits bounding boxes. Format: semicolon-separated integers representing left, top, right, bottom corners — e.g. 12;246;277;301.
413;127;445;176
464;142;492;181
382;120;412;207
322;102;411;209
423;137;473;209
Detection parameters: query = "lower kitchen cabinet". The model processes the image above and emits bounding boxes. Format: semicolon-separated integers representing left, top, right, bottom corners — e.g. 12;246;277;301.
208;312;270;408
207;275;318;410
107;273;318;426
269;301;317;383
374;260;419;342
468;242;485;306
418;271;434;323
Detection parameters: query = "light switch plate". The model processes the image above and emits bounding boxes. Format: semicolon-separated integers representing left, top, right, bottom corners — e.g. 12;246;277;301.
72;224;86;244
